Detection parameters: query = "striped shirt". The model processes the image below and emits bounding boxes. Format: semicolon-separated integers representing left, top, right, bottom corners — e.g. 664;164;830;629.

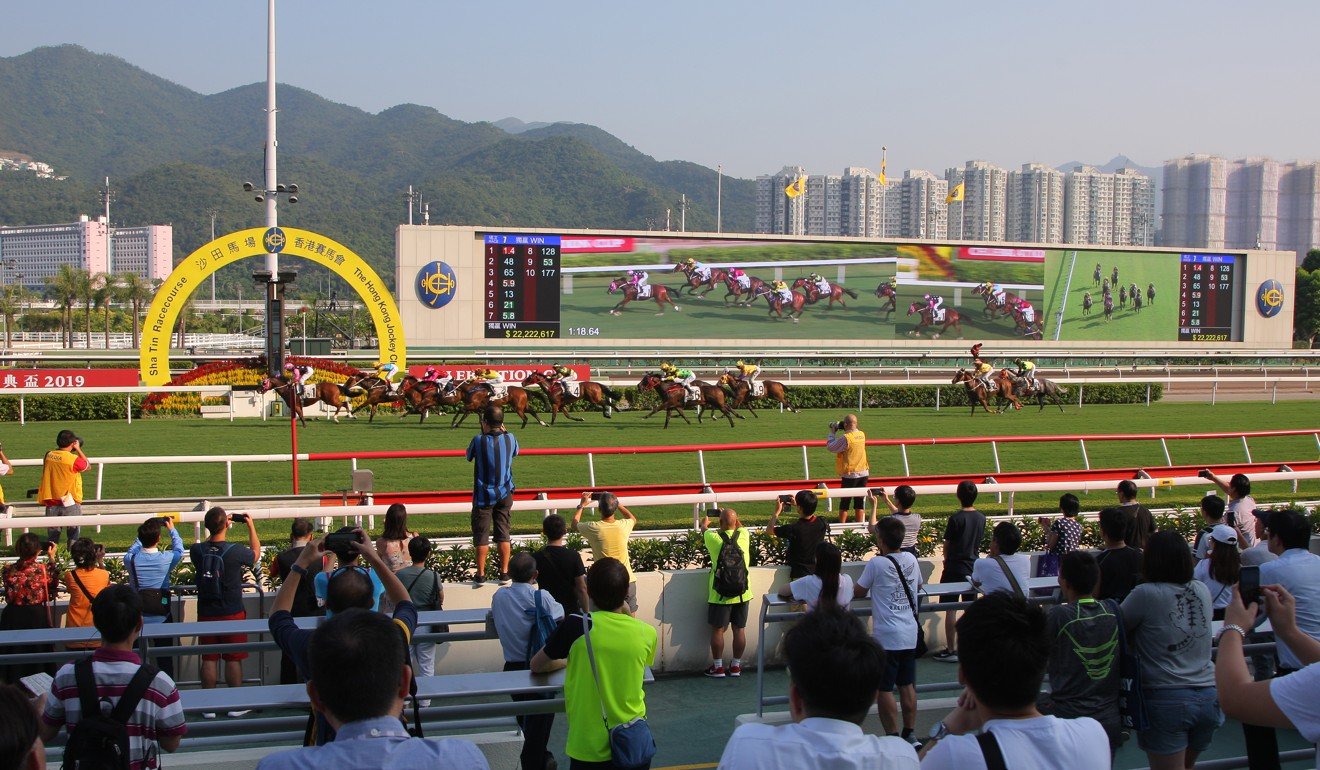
42;648;187;770
466;430;519;507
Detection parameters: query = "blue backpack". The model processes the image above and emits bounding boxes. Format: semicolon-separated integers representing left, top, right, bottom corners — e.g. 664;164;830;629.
524;591;558;663
196;542;233;604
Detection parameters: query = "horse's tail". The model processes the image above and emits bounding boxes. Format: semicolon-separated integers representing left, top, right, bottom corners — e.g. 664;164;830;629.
599;384;620;404
843;287;859;299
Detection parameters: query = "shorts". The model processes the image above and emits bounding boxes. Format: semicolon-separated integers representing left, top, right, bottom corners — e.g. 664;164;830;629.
707;601;750;630
199;611;249;662
1137;686;1222;755
626;582;638;614
878;648;917;692
938;566;977;604
838;476;869;511
471;493;513;546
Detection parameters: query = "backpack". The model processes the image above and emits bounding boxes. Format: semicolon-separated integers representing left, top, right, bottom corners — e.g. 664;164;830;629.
64;659;158;770
196;542;233;605
524;590;558;664
713;529;749;599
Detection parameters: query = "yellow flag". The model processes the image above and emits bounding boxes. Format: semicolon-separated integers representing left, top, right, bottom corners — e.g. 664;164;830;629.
878;157;887;186
785;175;807;199
946;182;965;203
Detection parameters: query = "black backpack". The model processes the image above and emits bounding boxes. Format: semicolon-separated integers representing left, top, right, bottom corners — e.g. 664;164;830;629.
196;542;233;604
64;659;158;770
713;529;749;599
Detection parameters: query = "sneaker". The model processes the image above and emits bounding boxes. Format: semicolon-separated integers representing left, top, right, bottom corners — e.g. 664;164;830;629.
727;663;742;677
227;710;252;718
907;736;924;752
202;712;217;720
471;573;486;586
498;572;512;586
703;664;726;678
932;649;958;663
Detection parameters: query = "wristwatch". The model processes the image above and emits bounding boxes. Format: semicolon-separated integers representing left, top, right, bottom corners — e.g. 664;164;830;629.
291;564;308;577
927;720;950;743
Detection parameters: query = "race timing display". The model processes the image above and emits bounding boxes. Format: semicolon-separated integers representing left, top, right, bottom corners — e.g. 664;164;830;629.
1177;254;1243;342
484;233;561;338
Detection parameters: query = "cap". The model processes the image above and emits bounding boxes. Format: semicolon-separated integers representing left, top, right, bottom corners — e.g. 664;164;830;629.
1210;524;1238;546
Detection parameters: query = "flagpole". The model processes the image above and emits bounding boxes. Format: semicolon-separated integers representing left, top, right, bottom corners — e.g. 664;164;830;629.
879;146;887;238
716;164;723;234
960;199;965;240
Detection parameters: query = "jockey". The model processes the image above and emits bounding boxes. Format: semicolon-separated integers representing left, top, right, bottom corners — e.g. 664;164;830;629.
772;280;793;305
887;275;899;290
729;267;751;290
661;363;699;401
373;360;400;393
1014;358;1037;390
421;365;453;392
628;269;650;297
924;293;945;320
969;345;994;390
1017;298;1036;325
284;362;313;395
990;283;1007;306
809;272;831;296
734;359;760;392
685;257;711;281
473;367;504;395
549;363;579;396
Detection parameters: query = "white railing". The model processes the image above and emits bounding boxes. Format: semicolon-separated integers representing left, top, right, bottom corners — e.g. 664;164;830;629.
0;385;235;425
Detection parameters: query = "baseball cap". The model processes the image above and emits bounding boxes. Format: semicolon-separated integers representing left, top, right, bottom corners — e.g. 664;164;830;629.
56;429;82;448
1210;524;1238;546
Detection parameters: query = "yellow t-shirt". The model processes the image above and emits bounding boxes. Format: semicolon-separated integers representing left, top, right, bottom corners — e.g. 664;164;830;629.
834;429;869;476
577;517;636;582
38;448;85;506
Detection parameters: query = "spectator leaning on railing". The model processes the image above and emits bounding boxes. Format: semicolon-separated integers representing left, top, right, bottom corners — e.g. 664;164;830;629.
718;606;919;769
825;414;869;524
189;506;260;710
574;490;640;613
256;609;488;770
125;515;185;679
38;429;88;545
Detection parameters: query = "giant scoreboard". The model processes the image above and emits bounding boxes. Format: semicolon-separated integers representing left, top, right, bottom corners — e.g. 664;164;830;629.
1177;253;1242;342
483;233;561;338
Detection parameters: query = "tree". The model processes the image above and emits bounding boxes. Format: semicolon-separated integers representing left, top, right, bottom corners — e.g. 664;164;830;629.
1302;249;1320;273
117;273;156;349
92;273;113;349
1294;267;1320;348
0;284;29;350
44;265;82;348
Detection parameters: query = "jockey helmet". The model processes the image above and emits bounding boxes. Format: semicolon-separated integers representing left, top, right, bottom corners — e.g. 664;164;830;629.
627;270;637;279
736;360;745;367
686;258;695;265
923;293;932;301
284;362;294;370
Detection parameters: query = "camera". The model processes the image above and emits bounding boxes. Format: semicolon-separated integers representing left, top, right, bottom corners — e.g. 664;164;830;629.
1197;469;1213;479
324;528;362;561
777;494;794;506
229;513;249;524
828;421;840;432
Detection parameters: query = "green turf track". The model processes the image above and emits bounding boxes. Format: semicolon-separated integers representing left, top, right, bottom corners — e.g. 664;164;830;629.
7;399;1318;547
1041;249;1181;341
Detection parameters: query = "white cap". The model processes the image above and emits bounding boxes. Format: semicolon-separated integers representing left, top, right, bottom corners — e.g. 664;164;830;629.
1210;524;1238;546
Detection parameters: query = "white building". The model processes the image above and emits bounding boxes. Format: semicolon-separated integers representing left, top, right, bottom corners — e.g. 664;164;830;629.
754;165;809;235
946;161;1008;241
0;216;172;290
110;226;172;280
899;170;949;240
1007;163;1065;243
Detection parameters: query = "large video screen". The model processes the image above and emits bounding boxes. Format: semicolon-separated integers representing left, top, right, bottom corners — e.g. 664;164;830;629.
475;233;1247;343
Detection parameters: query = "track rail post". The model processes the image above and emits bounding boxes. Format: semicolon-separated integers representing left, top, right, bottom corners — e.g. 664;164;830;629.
697;450;708;485
935;386;941;411
991;441;1003;503
1160;438;1172;467
900;443;911;477
587;452;597;487
290;418;300;495
1241;435;1253;464
800;445;810;480
226;461;233;497
1078;439;1090;470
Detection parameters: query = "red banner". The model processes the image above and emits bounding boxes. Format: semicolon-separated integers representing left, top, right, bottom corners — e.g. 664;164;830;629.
405;364;591;381
0;369;140;389
560;237;636;254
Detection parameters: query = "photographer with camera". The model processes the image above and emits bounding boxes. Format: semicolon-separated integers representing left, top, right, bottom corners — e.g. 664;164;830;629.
825;415;869;524
269;526;418;746
768;490;827;579
126;515;186;678
189;506;260;710
38;429;89;545
315;526;387;616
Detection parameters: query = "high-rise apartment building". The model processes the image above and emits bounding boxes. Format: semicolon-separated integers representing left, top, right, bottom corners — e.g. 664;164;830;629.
945;161;1008;241
1280;162;1320;259
899;170;949;240
1113;168;1156;247
1007;163;1065;243
110;226;173;280
755;165;808;236
805;174;844;236
0;216;172;290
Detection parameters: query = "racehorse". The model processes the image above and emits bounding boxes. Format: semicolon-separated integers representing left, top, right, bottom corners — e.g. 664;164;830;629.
344;373;401;423
451;381;548;429
906;302;962;339
791;277;859;308
1093;264;1103;286
874;283;898;317
951;369;999;415
972;283;1018;320
1082;291;1093;316
716;373;799;415
1103;293;1114;322
1118;284;1127;307
752;286;807;322
1146;282;1156;305
398;375;462;424
673;263;727;297
521;371;621;424
260;376;354;426
722;273;768;306
636;373;740;428
998;369;1067;412
607;278;681;315
1010;308;1043;341
1132;291;1143;314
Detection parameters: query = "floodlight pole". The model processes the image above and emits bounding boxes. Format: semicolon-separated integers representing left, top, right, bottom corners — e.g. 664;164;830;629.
259;0;288;378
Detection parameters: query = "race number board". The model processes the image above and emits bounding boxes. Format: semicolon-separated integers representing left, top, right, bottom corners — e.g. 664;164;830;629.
1178;253;1242;342
484;233;561;339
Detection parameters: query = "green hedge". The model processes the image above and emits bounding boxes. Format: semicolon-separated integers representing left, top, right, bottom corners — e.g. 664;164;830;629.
0;394;144;421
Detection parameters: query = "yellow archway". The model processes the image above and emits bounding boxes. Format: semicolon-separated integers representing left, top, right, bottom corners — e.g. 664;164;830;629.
140;226;406;385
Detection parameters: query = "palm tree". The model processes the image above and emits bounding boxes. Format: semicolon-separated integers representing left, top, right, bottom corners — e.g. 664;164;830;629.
117;273;155;350
74;271;95;349
44;265;82;348
0;284;28;350
174;294;194;350
92;273;113;349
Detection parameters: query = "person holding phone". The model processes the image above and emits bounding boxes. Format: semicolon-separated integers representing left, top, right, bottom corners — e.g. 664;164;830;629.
871;486;921;558
189;506;260;709
768;490;826;579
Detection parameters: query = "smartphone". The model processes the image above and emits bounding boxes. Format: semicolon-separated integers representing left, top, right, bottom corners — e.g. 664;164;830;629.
1197;469;1213;479
229;513;249;524
589;491;605;502
868;487;886;499
777;494;794;505
1239;565;1261;607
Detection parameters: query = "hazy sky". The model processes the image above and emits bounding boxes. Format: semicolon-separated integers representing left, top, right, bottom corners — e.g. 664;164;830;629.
4;1;1318;178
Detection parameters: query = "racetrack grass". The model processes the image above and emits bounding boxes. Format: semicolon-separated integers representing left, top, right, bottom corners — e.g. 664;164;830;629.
4;399;1318;548
1042;248;1181;341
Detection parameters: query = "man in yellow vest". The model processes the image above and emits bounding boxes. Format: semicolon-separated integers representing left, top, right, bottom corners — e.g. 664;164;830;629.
38;429;89;544
826;414;869;524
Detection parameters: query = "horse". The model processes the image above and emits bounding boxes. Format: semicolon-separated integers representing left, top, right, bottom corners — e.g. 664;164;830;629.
753;286;807;322
1118;284;1127;307
907;302;962;339
722;273;768;306
1082;291;1093;316
636;373;740;428
988;369;1027;411
1132;291;1143;314
521;371;621;424
1103;294;1114;322
260;376;354;426
716;372;799;415
999;369;1067;412
451;380;548;429
791;277;859;308
398;375;462;424
951;369;999;415
343;373;400;423
874;283;898;316
672;263;727;297
1011;309;1043;341
1146;282;1156;305
607;278;681;315
1093;264;1103;286
1111;266;1119;286
972;283;1016;320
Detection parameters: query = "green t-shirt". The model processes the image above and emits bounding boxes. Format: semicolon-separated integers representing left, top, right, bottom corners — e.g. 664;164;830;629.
703;527;753;604
543;611;658;762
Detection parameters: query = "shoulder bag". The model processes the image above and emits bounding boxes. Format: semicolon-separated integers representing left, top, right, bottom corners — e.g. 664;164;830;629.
1110;599;1149;731
582;614;656;769
883;554;928;657
993;555;1026;598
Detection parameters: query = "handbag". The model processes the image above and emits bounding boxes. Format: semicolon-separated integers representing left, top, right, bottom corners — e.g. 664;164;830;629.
1111;600;1150;731
883;554;928;658
128;556;171;617
581;614;656;769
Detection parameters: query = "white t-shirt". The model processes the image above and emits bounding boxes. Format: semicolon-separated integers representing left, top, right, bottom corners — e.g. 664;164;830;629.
1192;559;1234;610
971;553;1031;596
1270;662;1320;760
719;717;918;770
789;573;855;612
856;551;922;651
920;715;1109;770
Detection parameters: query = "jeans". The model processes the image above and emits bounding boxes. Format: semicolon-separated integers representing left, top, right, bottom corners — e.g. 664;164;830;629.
505;660;556;769
45;503;80;544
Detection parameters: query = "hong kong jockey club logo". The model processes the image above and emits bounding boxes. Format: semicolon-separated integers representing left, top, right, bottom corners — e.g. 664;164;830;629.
1256;279;1284;318
262;226;286;253
416;261;458;309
